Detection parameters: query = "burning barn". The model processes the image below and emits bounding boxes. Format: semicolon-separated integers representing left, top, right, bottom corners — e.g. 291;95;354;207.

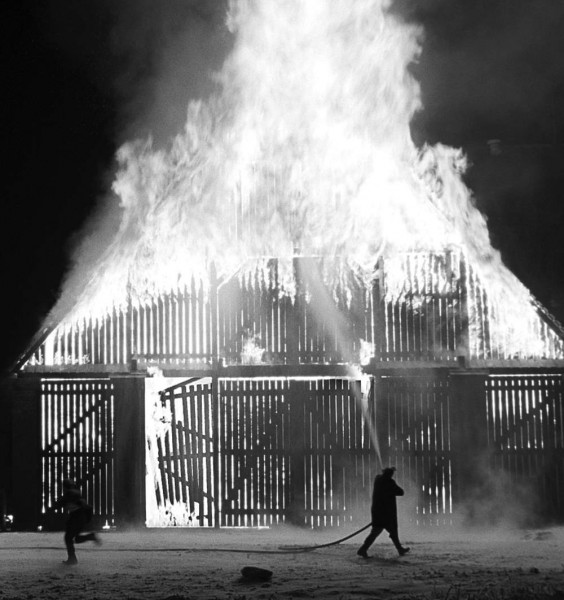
2;0;564;532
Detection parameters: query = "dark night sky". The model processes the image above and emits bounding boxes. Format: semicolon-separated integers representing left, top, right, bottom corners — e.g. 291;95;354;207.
2;0;564;374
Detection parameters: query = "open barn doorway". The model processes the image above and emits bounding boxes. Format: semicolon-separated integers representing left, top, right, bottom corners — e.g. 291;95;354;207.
145;375;377;528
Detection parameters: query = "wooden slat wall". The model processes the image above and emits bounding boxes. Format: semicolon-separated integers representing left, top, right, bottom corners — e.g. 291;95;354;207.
38;278;212;368
131;280;212;365
486;374;564;520
219;378;291;527
380;252;464;362
217;261;371;366
376;374;453;526
29;253;564;367
156;380;216;526
466;270;564;361
40;379;115;528
154;377;377;528
301;379;374;527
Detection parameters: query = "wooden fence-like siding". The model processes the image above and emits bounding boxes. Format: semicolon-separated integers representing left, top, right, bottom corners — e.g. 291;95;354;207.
376;374;453;525
44;278;212;368
378;252;465;362
40;379;115;528
33;372;564;529
27;253;564;369
299;379;375;527
153;375;458;528
486;374;564;520
466;271;564;361
220;379;291;527
153;377;376;528
153;379;215;526
218;269;294;365
218;261;370;365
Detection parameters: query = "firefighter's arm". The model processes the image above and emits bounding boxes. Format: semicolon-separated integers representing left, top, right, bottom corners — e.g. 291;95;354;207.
393;482;405;496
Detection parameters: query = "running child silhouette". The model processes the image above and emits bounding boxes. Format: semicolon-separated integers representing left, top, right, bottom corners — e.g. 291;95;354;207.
55;478;100;565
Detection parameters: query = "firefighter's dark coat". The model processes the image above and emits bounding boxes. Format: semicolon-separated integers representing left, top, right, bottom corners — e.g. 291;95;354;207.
371;473;404;529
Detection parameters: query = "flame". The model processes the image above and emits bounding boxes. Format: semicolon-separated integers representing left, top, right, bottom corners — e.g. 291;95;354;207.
44;0;560;359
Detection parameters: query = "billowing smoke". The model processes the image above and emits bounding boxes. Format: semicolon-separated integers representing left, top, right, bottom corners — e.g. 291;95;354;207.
39;0;232;326
37;0;230;142
396;0;564;322
47;2;518;320
108;0;231;144
31;0;560;372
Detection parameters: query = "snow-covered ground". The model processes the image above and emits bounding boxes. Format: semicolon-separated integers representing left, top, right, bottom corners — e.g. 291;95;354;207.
1;525;563;599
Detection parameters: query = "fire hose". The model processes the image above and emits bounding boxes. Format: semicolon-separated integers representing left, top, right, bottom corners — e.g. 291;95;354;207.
52;522;374;556
277;522;372;553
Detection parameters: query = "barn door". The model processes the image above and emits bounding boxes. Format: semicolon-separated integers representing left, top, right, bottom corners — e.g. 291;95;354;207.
217;378;375;528
150;376;376;528
298;379;375;527
486;374;564;521
146;377;217;527
219;378;292;527
375;374;453;525
40;379;115;529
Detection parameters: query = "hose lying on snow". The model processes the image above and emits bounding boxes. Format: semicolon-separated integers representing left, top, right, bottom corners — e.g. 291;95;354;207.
76;523;374;556
278;522;372;553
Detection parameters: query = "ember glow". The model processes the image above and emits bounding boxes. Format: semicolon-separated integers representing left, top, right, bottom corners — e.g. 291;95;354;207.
33;0;563;362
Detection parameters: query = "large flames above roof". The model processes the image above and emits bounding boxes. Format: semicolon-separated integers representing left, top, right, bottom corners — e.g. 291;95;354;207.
33;0;562;363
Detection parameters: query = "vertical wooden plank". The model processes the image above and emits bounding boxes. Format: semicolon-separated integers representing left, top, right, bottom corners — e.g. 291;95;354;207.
111;377;144;527
108;381;115;522
199;280;207;363
217;283;225;365
52;383;59;512
189;277;197;359
219;381;229;527
168;392;180;505
96;383;104;520
257;380;267;525
92;384;99;513
224;380;234;525
178;286;185;359
270;381;278;523
176;386;189;512
149;296;156;359
117;306;124;365
272;263;280;360
103;381;111;523
138;304;145;359
241;380;249;526
193;384;203;524
142;303;148;357
156;295;163;361
100;312;107;365
191;385;202;519
205;383;215;526
186;284;193;359
161;293;168;360
262;380;271;524
249;382;257;526
89;318;96;365
287;379;305;525
405;255;413;359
